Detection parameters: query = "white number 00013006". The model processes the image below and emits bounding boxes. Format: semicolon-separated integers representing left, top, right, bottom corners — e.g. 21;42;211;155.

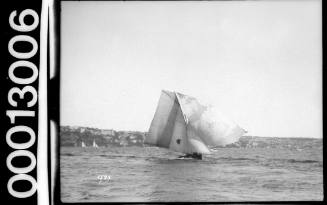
6;9;39;199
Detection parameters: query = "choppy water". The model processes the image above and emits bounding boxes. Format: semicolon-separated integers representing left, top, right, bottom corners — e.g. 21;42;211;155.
61;145;323;202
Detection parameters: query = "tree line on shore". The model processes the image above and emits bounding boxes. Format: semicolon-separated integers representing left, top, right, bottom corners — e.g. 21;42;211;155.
60;126;321;149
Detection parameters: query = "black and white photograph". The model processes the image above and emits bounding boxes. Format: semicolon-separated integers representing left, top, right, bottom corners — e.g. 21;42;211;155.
59;0;322;202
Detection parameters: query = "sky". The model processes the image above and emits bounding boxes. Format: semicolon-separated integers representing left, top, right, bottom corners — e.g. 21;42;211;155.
61;0;322;138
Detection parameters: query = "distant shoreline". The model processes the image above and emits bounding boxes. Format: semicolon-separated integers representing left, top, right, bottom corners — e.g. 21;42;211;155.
60;125;322;148
60;125;320;139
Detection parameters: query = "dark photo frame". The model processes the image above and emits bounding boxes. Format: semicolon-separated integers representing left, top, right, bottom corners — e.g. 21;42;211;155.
0;0;324;205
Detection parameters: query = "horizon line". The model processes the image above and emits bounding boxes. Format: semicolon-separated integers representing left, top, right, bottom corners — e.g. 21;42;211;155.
59;124;322;139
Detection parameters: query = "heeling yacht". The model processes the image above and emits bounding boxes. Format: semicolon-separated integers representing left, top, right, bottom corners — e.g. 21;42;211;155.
145;90;246;160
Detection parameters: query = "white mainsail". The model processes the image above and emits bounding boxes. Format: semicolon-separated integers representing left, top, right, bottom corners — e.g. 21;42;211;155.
146;90;246;154
93;139;99;148
81;141;86;148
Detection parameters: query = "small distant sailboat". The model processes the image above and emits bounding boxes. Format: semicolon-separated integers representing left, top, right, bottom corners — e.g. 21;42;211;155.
81;141;86;148
93;139;99;148
145;90;246;160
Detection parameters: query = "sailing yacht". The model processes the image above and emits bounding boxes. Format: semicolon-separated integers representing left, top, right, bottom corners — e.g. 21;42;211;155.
145;90;246;160
93;139;99;148
81;141;86;148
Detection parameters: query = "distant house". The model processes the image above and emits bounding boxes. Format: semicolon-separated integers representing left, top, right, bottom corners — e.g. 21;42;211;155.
129;135;137;140
102;129;115;135
70;126;80;130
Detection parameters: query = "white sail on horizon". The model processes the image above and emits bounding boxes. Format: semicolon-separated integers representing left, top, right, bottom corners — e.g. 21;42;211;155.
93;139;99;148
145;90;246;154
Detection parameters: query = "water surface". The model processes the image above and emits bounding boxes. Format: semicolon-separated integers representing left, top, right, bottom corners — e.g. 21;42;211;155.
61;145;323;202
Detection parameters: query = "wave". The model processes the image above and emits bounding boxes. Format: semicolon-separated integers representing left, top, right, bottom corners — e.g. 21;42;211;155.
216;156;321;163
285;159;321;164
61;153;77;156
219;157;255;161
211;157;322;167
211;157;260;164
99;154;136;158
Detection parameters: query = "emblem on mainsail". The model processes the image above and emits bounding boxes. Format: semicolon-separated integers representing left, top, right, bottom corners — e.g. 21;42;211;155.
145;90;246;155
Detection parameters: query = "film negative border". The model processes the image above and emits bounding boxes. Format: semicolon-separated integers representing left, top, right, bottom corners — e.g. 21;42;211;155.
0;0;49;204
1;0;325;205
50;0;325;205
